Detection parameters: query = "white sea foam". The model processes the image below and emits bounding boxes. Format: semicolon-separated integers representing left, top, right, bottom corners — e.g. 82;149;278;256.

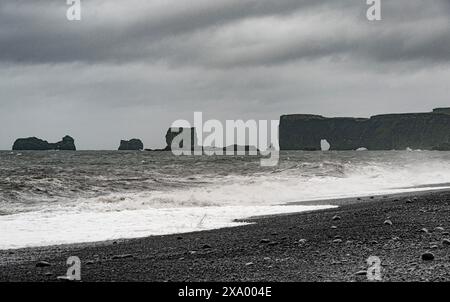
62;159;450;212
1;151;449;249
0;205;335;249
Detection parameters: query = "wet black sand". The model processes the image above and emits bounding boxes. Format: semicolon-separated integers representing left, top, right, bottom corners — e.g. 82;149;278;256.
1;190;450;282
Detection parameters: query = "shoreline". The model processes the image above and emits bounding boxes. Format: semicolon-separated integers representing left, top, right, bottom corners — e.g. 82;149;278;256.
1;189;450;281
2;187;449;253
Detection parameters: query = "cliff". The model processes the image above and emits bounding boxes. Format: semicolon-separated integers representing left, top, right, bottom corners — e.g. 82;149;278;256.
433;107;450;115
118;139;143;150
12;135;76;151
279;108;450;151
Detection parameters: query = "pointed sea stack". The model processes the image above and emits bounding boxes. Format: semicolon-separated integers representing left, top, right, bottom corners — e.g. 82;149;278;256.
164;127;198;151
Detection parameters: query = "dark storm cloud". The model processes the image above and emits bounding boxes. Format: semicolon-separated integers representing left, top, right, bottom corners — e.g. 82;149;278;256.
1;0;449;66
0;0;329;64
0;0;449;150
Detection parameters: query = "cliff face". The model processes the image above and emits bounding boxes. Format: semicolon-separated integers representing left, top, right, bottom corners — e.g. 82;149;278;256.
55;135;76;150
433;107;450;115
12;135;76;151
279;109;450;151
118;139;143;150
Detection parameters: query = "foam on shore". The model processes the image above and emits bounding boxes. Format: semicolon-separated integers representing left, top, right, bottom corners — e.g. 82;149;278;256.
0;205;336;250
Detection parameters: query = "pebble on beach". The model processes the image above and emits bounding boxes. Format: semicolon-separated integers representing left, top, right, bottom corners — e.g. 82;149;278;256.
36;261;51;268
298;239;307;245
4;190;450;282
421;253;435;261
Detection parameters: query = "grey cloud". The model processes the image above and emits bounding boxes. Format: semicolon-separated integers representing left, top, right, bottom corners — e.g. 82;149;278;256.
0;0;449;150
1;0;449;67
0;0;328;64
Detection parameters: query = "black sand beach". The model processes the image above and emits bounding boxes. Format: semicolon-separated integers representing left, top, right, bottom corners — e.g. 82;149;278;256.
1;190;450;282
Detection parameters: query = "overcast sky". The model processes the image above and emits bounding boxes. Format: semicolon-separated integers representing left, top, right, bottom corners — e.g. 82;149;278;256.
1;0;449;149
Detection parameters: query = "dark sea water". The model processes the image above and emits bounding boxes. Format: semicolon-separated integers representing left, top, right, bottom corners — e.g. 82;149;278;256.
1;150;449;249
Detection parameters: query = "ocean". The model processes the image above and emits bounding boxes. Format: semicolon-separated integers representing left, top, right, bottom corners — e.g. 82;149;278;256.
1;150;450;249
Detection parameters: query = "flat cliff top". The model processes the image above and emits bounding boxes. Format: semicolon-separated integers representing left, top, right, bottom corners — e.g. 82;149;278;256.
282;111;450;121
280;114;368;121
370;112;448;119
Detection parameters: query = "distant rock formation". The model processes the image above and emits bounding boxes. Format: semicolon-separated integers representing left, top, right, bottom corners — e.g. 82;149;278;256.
164;127;198;151
56;136;76;150
118;139;143;150
147;128;261;154
279;108;450;151
433;107;450;115
12;135;76;151
145;128;198;152
222;145;259;152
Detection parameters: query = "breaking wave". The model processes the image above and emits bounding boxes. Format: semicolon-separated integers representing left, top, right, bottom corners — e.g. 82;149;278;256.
0;150;449;249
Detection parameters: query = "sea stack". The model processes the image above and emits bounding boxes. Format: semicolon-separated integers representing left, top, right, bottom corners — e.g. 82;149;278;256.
164;127;198;151
118;139;144;151
12;135;76;151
